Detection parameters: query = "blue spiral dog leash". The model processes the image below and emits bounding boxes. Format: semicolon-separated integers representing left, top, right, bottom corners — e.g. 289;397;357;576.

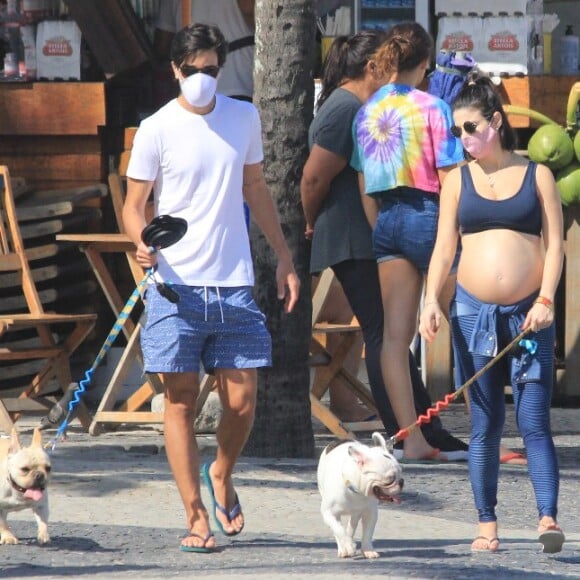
46;272;150;451
44;215;188;452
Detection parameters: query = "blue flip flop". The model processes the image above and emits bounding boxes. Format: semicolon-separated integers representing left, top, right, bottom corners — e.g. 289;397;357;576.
180;531;216;553
201;462;244;537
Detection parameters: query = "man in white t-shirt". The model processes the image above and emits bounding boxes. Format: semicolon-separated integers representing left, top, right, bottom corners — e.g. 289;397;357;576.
124;23;299;553
154;0;255;101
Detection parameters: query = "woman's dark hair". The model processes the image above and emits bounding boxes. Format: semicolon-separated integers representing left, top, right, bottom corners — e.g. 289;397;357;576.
452;76;517;151
171;23;228;68
375;22;433;76
317;30;387;109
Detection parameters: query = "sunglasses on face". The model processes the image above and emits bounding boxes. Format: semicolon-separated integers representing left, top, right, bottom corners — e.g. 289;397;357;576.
180;64;220;78
450;121;484;138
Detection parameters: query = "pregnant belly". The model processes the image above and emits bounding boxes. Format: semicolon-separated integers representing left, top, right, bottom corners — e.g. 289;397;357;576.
457;231;544;304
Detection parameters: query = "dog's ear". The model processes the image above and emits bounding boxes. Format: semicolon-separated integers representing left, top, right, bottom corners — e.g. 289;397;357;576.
372;431;395;454
372;432;387;449
31;427;43;448
9;428;22;454
348;443;368;466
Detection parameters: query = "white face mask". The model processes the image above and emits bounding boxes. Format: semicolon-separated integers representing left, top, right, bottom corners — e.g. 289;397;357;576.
180;73;218;108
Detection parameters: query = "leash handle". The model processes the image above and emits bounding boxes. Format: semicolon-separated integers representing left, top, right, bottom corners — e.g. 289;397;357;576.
389;328;532;446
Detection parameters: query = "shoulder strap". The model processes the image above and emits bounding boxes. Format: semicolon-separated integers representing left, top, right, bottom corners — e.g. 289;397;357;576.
458;163;475;200
524;160;537;191
459;163;471;187
228;35;255;53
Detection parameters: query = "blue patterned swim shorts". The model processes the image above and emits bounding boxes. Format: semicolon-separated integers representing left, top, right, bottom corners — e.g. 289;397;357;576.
141;284;272;374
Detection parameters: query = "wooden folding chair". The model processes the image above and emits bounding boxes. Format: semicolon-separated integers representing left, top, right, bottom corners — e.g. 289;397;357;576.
309;268;380;440
0;165;97;434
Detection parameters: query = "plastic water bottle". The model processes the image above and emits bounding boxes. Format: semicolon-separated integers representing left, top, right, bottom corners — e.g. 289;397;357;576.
560;25;579;75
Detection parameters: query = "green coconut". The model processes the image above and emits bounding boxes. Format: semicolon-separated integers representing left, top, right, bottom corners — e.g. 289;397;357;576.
556;162;580;206
528;125;574;171
574;131;580;163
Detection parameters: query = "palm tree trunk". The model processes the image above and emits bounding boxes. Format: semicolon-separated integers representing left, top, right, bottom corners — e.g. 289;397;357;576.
245;0;317;458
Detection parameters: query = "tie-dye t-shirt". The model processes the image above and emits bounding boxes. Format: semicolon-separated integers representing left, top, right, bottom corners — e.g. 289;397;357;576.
351;84;464;196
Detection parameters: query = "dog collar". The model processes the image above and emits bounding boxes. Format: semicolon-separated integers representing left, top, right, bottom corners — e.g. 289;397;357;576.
343;478;362;495
8;475;27;494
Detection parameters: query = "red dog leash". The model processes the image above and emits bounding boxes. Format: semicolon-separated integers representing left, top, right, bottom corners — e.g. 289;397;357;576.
388;328;532;447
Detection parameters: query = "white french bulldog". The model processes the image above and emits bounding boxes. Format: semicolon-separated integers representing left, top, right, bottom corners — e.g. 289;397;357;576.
317;432;403;559
0;428;51;545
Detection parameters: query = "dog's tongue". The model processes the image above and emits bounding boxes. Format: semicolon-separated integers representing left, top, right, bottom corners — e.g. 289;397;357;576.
23;488;43;501
381;495;402;504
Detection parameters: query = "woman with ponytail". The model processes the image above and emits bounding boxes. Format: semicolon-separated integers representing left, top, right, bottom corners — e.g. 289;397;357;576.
351;22;465;462
419;76;565;553
301;31;469;456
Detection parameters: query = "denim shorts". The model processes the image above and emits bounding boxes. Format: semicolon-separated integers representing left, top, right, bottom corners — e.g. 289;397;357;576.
372;187;459;274
141;284;272;374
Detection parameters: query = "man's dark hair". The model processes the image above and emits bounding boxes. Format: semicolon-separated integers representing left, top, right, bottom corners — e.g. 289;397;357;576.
171;22;228;68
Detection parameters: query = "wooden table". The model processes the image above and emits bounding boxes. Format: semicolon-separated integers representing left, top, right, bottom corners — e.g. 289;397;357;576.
56;233;164;434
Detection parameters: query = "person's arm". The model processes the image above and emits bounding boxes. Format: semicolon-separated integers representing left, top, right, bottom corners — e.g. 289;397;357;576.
358;172;379;228
522;163;564;332
243;162;300;313
437;163;462;187
300;144;347;235
419;167;461;342
431;101;465;188
123;178;158;270
237;0;255;29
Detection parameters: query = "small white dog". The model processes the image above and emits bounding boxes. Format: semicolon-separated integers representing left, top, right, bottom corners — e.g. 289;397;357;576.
317;432;403;559
0;428;51;545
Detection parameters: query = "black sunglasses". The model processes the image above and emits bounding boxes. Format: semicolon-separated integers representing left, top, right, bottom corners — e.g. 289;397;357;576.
450;121;482;138
180;64;220;78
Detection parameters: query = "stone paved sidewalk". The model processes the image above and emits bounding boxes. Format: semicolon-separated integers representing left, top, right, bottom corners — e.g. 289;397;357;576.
0;404;578;579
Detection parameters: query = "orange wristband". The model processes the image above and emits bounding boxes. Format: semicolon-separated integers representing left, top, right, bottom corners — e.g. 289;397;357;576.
535;296;553;309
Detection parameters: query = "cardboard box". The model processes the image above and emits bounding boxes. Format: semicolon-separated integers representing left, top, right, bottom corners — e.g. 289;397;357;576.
36;20;82;80
436;15;531;75
435;0;543;16
479;15;529;74
436;16;483;54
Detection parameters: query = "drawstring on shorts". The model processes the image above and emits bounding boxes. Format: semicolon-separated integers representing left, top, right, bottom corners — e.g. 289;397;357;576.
216;287;224;323
203;286;225;323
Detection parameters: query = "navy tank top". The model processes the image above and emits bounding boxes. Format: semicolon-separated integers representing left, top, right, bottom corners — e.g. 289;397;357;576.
458;162;542;237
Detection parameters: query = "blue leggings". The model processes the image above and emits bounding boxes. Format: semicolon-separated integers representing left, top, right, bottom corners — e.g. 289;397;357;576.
451;285;559;523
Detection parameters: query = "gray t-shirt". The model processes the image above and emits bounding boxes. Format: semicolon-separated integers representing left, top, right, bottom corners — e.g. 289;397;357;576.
309;88;374;274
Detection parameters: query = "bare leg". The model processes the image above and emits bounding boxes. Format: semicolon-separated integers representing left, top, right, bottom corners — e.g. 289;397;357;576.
162;371;216;550
378;259;441;460
208;368;257;535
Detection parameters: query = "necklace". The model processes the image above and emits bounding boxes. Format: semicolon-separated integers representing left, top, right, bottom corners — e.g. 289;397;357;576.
479;153;512;190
